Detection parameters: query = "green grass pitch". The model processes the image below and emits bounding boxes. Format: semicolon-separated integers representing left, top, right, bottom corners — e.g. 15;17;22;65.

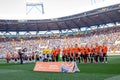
0;55;120;80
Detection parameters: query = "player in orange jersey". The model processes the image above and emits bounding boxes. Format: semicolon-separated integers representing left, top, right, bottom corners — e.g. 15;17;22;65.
79;45;85;63
90;45;95;63
69;45;75;62
84;44;90;63
62;47;67;62
11;53;15;61
102;43;108;63
6;53;11;63
99;46;103;63
56;46;61;62
51;47;57;62
74;44;80;62
66;45;71;61
94;43;100;63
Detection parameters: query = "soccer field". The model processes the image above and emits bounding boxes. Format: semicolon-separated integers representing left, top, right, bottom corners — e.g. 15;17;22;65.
0;55;120;80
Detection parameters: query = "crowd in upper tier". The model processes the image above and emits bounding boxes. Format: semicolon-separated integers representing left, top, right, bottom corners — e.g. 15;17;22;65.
0;26;120;59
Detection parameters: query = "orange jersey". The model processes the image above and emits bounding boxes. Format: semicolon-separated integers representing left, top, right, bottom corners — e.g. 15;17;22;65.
24;54;27;58
85;47;90;54
56;48;60;55
17;54;20;58
30;54;33;58
11;53;15;58
91;47;95;53
6;53;10;59
63;48;67;55
95;45;100;53
67;48;70;54
79;47;85;54
14;54;19;59
32;52;35;57
74;47;79;54
70;47;74;54
102;45;107;54
52;49;57;56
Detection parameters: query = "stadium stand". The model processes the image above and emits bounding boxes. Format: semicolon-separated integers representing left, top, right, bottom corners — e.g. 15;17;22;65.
0;26;120;63
0;4;120;63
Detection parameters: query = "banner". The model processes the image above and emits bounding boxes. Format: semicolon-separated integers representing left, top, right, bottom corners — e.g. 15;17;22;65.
33;62;80;73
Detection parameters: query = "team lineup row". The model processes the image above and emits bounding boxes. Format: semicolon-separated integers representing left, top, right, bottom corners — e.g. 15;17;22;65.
50;43;107;63
6;43;107;64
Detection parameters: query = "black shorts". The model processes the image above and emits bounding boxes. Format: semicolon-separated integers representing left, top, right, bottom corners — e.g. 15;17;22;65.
90;53;94;57
62;55;67;58
32;56;34;60
67;54;70;58
80;54;84;57
103;54;107;57
47;54;49;58
71;53;73;57
75;54;78;58
85;54;88;57
15;58;17;61
12;58;14;60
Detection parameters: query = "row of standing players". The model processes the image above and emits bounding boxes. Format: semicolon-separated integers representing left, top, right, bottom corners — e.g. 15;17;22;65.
51;43;107;63
6;43;107;64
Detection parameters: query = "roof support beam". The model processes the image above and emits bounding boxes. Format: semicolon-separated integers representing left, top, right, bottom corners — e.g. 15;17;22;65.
64;22;71;30
113;11;120;19
79;18;90;27
5;21;10;32
56;22;62;31
86;15;99;26
46;24;50;31
71;20;81;29
104;13;114;22
16;24;19;33
25;23;30;32
36;23;40;32
95;15;106;25
35;23;40;36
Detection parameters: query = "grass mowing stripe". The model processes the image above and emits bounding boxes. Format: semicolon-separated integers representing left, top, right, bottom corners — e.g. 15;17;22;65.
0;71;115;80
0;69;23;74
78;64;120;74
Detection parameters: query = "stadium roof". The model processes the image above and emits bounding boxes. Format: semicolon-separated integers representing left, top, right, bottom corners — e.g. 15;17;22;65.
0;0;120;20
0;3;120;32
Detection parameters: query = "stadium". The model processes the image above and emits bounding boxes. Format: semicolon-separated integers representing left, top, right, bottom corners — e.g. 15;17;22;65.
0;0;120;80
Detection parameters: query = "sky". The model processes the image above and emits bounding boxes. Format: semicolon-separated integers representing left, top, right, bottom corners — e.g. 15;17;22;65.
0;0;120;20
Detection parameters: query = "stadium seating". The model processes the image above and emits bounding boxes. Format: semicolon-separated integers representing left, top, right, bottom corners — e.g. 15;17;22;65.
0;26;120;59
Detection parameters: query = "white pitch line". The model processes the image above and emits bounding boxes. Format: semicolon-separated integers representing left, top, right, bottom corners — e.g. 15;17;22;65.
104;75;120;80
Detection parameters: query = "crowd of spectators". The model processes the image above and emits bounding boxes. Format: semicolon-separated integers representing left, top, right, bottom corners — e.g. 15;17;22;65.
0;26;120;59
